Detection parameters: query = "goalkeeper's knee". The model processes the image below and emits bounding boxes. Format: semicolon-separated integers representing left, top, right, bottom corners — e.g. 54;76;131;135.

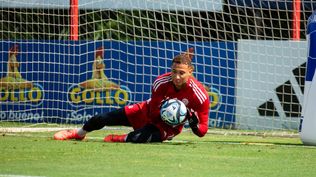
126;132;152;143
126;124;162;143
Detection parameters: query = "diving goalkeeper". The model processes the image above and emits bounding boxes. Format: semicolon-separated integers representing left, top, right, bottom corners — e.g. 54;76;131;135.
54;48;210;143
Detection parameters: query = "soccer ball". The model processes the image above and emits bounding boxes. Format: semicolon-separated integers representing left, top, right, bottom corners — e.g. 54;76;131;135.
160;99;187;126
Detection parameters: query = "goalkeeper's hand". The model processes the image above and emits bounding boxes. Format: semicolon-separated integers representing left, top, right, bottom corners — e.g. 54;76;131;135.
186;108;199;131
159;96;170;109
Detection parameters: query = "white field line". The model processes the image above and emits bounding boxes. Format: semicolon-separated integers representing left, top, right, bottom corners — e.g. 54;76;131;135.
206;129;299;138
0;175;45;177
0;127;133;133
0;127;68;133
0;127;299;138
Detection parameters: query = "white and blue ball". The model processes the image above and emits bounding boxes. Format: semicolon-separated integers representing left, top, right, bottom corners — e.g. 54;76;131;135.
160;99;187;126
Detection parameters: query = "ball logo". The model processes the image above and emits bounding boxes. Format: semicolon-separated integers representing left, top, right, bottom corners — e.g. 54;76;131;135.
160;99;187;126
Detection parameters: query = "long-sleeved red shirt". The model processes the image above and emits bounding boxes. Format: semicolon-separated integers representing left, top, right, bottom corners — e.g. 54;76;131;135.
148;72;210;139
125;72;210;140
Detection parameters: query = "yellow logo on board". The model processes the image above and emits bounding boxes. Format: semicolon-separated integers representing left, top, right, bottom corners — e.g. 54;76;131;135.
0;44;44;106
67;46;131;107
68;85;131;107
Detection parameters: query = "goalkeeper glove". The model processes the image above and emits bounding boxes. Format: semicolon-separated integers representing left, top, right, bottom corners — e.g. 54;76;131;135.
186;108;199;131
159;96;170;109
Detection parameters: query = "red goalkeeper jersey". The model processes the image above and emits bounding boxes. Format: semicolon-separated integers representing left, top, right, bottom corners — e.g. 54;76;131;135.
125;72;210;140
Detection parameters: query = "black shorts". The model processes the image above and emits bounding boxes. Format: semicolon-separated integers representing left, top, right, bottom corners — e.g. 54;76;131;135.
126;124;162;143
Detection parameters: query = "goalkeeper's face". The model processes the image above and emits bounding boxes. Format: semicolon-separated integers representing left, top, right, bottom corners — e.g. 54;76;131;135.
171;63;193;90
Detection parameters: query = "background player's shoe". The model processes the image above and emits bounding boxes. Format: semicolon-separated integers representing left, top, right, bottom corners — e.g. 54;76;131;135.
104;134;127;142
54;129;85;140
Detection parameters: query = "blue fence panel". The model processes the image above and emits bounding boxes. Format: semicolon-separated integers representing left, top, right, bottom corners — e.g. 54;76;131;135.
0;41;236;128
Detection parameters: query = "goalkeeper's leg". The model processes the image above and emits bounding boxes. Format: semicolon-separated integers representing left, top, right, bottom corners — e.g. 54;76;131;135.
54;108;130;140
83;108;130;131
104;124;162;143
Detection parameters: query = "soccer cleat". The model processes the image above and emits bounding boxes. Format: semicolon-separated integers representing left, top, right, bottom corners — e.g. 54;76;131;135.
53;129;85;140
104;134;127;143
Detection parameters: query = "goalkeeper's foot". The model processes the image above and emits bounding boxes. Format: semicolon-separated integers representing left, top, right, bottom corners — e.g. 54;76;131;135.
54;129;85;140
104;134;127;143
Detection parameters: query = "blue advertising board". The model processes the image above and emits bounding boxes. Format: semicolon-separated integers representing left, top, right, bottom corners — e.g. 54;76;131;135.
0;40;236;128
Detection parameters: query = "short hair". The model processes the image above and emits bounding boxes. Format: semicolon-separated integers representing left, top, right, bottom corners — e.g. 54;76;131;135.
172;54;192;66
172;47;194;69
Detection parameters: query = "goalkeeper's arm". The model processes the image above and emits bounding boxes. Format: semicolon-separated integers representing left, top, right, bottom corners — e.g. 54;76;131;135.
186;107;209;137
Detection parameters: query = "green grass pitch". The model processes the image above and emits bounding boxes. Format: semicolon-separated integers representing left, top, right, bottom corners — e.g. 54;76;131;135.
1;128;316;177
